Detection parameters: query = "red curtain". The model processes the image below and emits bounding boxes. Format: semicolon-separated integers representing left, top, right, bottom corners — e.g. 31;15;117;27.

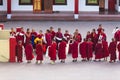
7;0;11;14
74;0;79;14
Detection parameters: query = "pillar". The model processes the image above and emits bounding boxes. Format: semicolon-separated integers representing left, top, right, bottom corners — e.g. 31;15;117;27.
74;0;79;19
7;0;12;19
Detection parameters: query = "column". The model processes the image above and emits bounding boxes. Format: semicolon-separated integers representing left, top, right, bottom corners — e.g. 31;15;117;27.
7;0;12;19
74;0;79;19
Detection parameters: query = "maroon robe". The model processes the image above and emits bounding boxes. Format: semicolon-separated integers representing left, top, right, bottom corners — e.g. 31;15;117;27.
50;31;56;40
95;43;103;59
58;41;66;60
102;41;109;58
97;28;103;35
49;42;57;60
64;33;70;42
114;30;120;42
10;31;16;37
36;44;43;60
25;43;33;60
117;43;120;60
80;41;87;58
16;32;25;45
72;41;79;58
25;32;31;45
109;41;117;61
16;44;23;62
86;42;93;59
45;33;52;47
75;34;82;42
86;34;91;41
91;32;98;51
37;34;44;39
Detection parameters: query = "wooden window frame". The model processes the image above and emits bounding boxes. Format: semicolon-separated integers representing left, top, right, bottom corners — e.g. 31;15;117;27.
19;0;33;5
86;0;99;6
0;0;3;5
53;0;67;5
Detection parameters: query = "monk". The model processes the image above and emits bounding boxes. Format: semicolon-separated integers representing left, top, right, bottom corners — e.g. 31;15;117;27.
16;41;23;63
10;27;16;37
49;39;57;64
58;38;66;63
36;41;43;64
91;29;98;51
45;29;52;47
25;28;31;46
50;27;56;40
114;29;120;42
25;41;33;63
64;30;71;43
94;40;103;61
86;31;91;41
102;39;109;61
97;24;104;35
109;38;117;63
71;38;79;62
55;28;63;49
73;29;82;42
80;38;87;61
86;38;93;61
31;29;37;49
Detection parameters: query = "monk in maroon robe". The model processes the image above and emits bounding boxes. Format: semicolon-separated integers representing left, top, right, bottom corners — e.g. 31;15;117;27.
64;30;71;42
58;39;66;63
71;39;79;62
25;28;31;46
102;39;109;61
16;41;23;63
50;27;56;40
97;24;104;35
80;38;87;61
114;30;120;42
86;38;93;61
91;29;98;51
86;31;91;41
49;40;57;64
73;29;82;42
94;40;103;61
10;27;16;37
109;38;117;63
25;42;33;63
36;41;43;64
117;42;120;61
31;29;37;48
45;29;52;47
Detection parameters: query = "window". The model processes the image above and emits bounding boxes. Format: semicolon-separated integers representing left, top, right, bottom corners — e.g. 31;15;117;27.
86;0;99;5
0;0;3;5
19;0;33;5
53;0;67;5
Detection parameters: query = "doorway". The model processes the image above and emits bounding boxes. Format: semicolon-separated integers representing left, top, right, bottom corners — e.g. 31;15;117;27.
41;0;44;11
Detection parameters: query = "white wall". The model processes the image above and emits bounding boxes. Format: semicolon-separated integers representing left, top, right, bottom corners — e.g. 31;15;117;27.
116;0;119;12
53;0;74;11
105;0;108;9
0;0;7;11
79;0;99;11
11;0;33;11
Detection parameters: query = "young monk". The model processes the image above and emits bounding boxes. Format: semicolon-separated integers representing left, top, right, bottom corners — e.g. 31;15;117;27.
16;41;23;63
10;27;16;37
49;39;57;64
109;38;117;63
86;38;93;61
25;41;33;63
25;28;31;46
49;27;56;40
86;31;91;41
36;41;43;64
80;38;87;61
94;40;103;61
71;38;79;62
45;29;52;47
102;39;109;61
58;38;66;63
31;29;37;49
64;30;71;43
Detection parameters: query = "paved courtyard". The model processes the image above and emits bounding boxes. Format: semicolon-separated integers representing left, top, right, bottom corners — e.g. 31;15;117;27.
0;21;120;80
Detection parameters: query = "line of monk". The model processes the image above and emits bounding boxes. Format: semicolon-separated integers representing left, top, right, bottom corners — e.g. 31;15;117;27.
10;24;120;64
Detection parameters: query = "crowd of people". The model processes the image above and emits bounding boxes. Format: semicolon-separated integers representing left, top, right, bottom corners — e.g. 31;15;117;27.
9;24;120;64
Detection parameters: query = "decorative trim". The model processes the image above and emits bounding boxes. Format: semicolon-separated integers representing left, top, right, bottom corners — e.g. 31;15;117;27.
53;0;67;5
86;0;99;6
19;0;33;5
